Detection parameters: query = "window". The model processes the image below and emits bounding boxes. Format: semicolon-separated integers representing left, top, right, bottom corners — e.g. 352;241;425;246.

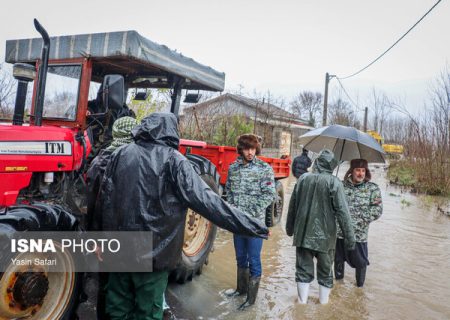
42;65;82;120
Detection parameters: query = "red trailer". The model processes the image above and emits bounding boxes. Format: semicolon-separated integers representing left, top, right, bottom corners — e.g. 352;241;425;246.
179;139;291;184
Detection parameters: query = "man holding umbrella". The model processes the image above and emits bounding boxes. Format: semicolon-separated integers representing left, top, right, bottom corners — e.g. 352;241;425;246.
335;159;383;287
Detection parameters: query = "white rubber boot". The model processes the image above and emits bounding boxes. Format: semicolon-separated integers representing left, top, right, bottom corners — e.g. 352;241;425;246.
296;282;310;304
319;285;331;304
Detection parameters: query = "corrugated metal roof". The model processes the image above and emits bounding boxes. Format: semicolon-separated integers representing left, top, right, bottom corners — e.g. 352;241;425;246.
184;93;313;128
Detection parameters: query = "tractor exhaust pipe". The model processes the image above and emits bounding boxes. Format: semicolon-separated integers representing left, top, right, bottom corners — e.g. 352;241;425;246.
33;19;50;126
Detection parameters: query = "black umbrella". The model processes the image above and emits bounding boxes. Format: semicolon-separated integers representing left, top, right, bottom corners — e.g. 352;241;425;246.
298;124;385;163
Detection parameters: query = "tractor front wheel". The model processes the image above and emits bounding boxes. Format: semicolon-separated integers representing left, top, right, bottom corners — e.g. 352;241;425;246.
0;204;81;320
170;155;220;284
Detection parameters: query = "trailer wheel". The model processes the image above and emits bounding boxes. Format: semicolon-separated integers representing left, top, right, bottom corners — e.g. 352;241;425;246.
170;155;220;284
265;180;284;227
0;204;81;320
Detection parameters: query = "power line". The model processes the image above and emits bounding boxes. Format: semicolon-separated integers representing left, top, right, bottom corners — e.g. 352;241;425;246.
338;0;443;80
335;77;364;112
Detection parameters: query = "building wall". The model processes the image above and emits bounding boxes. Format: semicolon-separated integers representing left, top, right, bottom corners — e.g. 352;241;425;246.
184;98;312;153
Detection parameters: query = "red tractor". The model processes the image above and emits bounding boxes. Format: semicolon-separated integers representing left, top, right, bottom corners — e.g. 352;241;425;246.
0;20;289;319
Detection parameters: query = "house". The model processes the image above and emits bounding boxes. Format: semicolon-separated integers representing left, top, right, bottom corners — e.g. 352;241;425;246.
182;93;314;157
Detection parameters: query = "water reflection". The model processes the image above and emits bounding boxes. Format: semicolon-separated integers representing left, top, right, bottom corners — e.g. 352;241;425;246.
166;164;450;319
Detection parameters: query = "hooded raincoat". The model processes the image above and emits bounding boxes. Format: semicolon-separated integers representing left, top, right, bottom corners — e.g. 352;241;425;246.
286;149;355;253
98;113;269;272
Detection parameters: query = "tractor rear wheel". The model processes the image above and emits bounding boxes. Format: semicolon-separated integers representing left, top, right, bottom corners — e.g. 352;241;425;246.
265;180;284;227
0;204;81;320
170;154;220;284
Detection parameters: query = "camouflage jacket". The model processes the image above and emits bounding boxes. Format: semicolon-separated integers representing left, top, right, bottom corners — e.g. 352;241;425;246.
337;178;383;242
225;156;276;222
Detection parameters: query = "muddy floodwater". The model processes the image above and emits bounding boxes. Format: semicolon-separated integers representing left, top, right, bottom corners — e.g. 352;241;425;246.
166;164;450;319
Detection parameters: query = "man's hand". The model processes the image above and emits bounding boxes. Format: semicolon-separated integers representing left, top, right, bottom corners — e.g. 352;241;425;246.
95;246;103;262
372;197;382;205
345;238;356;251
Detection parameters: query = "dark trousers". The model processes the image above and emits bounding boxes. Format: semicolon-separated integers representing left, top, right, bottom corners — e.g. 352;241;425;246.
233;234;263;277
295;247;335;288
335;239;369;287
106;271;169;320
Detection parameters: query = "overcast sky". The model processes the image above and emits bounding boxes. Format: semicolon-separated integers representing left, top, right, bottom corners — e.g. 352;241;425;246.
1;0;448;114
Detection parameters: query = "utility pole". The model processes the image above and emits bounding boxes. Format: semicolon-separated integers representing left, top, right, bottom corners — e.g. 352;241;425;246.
322;72;335;127
363;107;368;132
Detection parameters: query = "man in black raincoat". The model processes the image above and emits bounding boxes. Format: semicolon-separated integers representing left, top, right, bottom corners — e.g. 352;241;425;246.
86;116;138;320
286;149;355;305
98;112;269;320
291;148;312;179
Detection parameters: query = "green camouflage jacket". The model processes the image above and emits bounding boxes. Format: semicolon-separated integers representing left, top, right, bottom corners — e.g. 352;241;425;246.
337;178;383;242
225;156;276;222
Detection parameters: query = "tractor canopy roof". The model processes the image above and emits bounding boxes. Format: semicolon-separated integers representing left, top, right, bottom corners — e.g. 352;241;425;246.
5;30;225;91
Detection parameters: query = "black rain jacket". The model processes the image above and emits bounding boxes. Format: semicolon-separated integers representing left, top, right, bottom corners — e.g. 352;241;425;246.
98;113;269;271
292;152;312;178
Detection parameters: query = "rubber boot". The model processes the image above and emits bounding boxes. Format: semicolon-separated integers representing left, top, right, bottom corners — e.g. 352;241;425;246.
356;267;367;287
225;268;249;297
334;261;345;280
296;282;310;304
238;277;260;310
319;285;331;304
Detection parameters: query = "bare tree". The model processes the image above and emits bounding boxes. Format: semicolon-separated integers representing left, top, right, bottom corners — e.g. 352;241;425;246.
179;97;254;146
368;88;392;135
429;68;450;153
390;68;450;195
328;98;361;128
290;91;323;127
0;63;15;119
382;116;408;143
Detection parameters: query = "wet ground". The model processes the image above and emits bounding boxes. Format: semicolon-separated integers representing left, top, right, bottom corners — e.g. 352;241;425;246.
166;164;450;320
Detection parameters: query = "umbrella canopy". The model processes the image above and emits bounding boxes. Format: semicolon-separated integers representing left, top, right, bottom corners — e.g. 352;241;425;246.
298;124;386;163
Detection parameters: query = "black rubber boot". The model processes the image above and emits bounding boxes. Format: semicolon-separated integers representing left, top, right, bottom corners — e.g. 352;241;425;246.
356;267;367;287
238;277;260;310
225;268;249;297
334;262;345;280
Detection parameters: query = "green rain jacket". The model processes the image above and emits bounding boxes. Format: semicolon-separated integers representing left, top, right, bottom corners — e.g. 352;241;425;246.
286;149;355;253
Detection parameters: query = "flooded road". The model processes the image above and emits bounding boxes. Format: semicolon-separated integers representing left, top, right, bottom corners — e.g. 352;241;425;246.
166;164;450;319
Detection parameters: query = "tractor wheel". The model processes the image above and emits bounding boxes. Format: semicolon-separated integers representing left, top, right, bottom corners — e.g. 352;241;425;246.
265;180;284;227
0;203;81;320
170;154;220;284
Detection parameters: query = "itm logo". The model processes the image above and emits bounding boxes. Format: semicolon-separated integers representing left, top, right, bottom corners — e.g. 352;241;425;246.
45;142;65;154
11;239;57;253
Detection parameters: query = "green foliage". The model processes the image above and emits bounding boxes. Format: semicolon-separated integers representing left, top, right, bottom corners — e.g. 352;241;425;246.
400;199;411;207
180;113;254;146
387;161;416;187
128;89;168;122
389;193;401;197
212;115;254;146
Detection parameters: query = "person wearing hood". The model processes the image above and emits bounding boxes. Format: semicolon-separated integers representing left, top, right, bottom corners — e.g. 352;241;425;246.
286;149;355;304
334;159;383;287
98;113;269;320
224;134;276;310
86;116;138;320
291;147;312;179
87;116;138;230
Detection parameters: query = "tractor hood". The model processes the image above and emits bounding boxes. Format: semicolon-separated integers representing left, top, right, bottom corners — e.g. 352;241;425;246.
0;125;89;173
